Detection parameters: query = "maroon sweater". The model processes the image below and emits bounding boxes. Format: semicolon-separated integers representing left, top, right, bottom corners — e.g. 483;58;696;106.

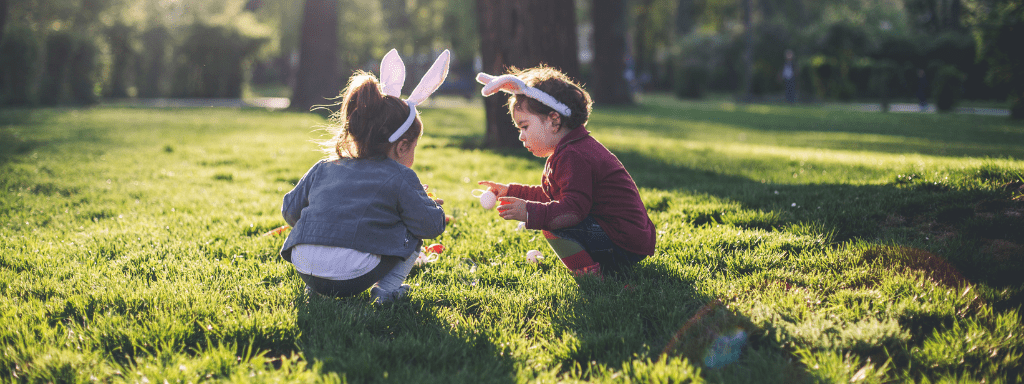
507;126;656;256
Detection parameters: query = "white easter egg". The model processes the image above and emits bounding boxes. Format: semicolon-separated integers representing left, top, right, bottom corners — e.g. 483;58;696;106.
525;250;544;263
480;190;496;210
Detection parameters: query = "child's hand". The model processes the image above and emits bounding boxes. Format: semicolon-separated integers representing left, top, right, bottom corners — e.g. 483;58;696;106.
477;181;508;198
496;196;527;222
423;184;443;205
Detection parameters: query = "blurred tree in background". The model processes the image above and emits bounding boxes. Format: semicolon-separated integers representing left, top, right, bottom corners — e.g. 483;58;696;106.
0;0;1018;119
964;0;1024;118
291;0;337;113
591;0;634;105
476;0;580;148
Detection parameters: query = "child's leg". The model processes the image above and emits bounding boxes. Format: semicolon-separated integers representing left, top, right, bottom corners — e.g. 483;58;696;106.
298;256;398;297
545;216;645;275
542;230;600;274
371;249;419;302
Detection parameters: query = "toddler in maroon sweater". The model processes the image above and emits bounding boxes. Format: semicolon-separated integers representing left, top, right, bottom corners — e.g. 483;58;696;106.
476;66;656;276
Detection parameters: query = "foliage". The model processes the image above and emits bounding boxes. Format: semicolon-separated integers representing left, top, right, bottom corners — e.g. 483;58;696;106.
963;0;1024;118
39;30;75;106
103;21;135;98
674;62;709;99
672;32;725;99
172;20;269;98
136;26;171;98
933;64;966;111
923;30;976;70
2;99;1023;382
68;36;101;105
0;25;39;105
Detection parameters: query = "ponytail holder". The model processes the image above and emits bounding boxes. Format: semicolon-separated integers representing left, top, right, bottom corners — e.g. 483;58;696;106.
379;49;451;143
475;73;572;117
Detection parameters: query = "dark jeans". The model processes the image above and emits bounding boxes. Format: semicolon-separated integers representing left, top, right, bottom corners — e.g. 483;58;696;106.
548;216;647;273
297;255;400;297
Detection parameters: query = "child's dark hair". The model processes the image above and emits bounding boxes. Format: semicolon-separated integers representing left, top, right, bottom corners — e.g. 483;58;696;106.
323;72;421;159
506;65;592;130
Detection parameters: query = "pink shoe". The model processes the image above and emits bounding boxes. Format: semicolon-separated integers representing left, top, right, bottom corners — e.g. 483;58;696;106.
573;263;602;278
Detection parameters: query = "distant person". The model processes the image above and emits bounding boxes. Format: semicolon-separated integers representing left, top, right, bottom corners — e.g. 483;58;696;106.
917;69;929;112
475;66;656;277
279;49;449;303
624;54;639;94
783;49;796;103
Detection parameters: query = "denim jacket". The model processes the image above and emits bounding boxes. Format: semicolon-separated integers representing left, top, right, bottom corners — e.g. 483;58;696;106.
280;157;445;262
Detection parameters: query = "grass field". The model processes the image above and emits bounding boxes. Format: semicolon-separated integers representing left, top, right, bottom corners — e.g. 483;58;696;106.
1;94;1023;383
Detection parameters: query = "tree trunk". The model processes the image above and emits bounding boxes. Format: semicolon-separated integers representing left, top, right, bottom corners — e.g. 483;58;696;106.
380;0;410;52
0;0;7;44
675;0;694;35
739;0;754;102
292;0;339;114
591;0;633;105
476;0;580;148
105;23;133;99
1012;90;1023;120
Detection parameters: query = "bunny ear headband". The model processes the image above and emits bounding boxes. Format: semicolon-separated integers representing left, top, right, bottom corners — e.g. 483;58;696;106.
476;73;572;117
380;48;451;142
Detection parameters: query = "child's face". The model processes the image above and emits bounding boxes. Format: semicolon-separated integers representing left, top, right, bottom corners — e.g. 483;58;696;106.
512;106;562;158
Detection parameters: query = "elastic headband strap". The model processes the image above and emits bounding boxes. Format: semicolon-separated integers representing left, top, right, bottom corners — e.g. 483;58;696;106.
388;102;417;143
523;87;572;117
476;73;572;117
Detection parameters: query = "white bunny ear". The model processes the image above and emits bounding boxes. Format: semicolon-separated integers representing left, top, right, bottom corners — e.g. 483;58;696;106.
476;72;495;85
406;50;450;105
476;73;572;117
480;74;528;97
380;49;406;98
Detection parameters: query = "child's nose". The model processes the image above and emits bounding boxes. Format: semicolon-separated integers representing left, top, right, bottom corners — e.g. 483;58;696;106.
518;130;526;141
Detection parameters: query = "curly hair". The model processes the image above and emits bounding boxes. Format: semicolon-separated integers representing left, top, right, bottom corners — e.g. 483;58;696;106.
505;65;593;130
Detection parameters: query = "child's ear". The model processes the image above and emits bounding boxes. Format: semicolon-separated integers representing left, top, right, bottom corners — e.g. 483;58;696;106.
548;112;562;130
398;139;413;154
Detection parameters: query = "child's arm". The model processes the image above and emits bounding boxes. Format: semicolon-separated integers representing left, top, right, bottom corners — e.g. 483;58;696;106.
397;175;446;240
521;152;593;230
281;161;322;227
478;180;549;202
507;183;550;202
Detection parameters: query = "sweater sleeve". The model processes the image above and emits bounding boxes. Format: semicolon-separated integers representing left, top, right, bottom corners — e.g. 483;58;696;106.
506;183;549;202
524;151;592;230
282;161;320;227
396;171;446;240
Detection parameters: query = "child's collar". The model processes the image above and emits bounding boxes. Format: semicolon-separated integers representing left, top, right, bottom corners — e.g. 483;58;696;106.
554;125;589;151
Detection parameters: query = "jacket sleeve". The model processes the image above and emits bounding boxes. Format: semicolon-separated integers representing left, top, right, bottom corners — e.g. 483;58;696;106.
281;161;320;227
507;183;550;202
396;171;446;240
525;151;592;230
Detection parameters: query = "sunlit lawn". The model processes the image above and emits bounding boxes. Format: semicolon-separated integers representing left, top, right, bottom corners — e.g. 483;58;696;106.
1;95;1022;382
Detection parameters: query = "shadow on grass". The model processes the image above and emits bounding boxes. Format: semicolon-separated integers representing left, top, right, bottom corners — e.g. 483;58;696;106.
548;263;816;382
295;292;517;383
601;103;1024;159
0;108;110;165
613;148;1024;303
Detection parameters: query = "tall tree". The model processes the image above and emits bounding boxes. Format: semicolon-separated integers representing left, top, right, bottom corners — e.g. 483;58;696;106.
739;0;754;102
0;0;8;43
380;0;410;52
675;0;694;35
591;0;633;105
476;0;580;148
964;0;1024;119
292;0;339;113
